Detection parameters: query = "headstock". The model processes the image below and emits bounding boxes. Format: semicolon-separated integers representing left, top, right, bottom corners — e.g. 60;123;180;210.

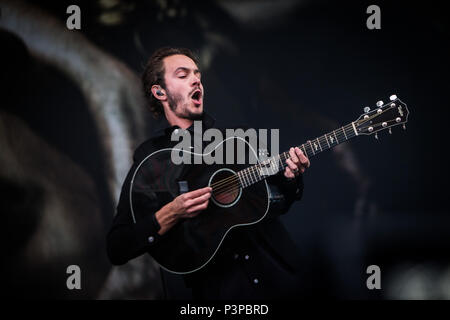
354;95;409;138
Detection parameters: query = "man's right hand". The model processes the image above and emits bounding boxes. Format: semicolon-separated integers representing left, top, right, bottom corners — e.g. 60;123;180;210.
170;187;212;218
155;187;212;235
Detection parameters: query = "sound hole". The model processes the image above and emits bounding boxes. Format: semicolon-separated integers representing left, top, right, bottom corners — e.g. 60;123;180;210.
210;169;241;207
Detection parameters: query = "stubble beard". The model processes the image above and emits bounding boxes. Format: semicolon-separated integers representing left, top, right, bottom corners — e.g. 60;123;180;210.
167;89;203;121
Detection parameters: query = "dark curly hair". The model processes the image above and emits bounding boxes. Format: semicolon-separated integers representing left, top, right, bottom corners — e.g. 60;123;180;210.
141;47;200;118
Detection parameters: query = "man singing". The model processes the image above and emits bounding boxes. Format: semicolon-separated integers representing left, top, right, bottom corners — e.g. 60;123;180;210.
107;47;310;299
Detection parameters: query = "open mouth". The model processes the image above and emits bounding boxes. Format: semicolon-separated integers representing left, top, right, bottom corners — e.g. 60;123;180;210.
191;89;202;105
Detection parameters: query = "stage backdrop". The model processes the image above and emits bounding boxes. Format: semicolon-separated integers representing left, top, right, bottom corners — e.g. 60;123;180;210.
1;0;449;299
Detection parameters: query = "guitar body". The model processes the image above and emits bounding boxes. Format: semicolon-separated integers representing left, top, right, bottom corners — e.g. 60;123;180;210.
130;137;270;274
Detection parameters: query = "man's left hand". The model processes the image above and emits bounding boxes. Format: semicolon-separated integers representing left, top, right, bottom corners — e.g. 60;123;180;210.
284;147;310;179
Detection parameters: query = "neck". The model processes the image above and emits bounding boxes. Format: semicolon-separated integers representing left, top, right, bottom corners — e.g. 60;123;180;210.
164;109;193;129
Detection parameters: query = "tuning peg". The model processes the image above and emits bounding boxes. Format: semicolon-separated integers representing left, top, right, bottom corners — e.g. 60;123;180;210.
389;94;397;101
364;106;371;113
389;128;392;134
375;133;378;140
403;124;406;130
376;100;384;107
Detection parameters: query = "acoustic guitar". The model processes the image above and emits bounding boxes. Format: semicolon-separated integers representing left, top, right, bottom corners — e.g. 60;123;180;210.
130;95;409;274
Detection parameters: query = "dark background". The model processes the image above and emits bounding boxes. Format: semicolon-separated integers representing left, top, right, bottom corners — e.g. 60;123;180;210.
1;0;449;299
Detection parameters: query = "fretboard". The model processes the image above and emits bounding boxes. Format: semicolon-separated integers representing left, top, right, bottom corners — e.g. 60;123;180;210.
237;122;358;188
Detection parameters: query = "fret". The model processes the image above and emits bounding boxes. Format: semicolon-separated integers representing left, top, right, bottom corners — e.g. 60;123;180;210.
243;168;251;186
263;160;273;177
255;165;262;181
347;124;356;139
312;139;320;153
256;120;364;185
237;170;246;188
236;171;241;186
327;133;336;147
351;121;358;136
251;167;256;183
248;167;256;184
246;169;252;186
246;167;253;184
342;126;348;140
251;166;259;182
256;165;262;181
257;161;264;177
344;125;353;139
241;119;365;189
333;130;339;144
308;140;315;155
317;138;323;152
258;160;267;177
306;142;314;157
324;134;331;148
276;154;283;171
240;169;246;186
300;144;308;158
297;127;360;160
263;158;274;176
318;136;327;151
271;157;279;174
246;168;252;184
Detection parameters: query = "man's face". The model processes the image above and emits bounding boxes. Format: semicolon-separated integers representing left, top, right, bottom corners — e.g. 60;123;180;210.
162;54;204;120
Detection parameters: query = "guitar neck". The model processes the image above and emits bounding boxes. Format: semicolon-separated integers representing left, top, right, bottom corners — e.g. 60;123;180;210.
237;121;359;188
289;121;358;160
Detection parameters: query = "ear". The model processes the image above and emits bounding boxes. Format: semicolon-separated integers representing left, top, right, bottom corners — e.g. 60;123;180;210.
151;85;165;100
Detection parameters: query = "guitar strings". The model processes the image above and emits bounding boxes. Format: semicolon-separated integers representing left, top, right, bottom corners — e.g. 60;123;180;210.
210;124;355;194
211;156;291;196
209;151;288;191
212;104;396;191
212;120;390;197
212;161;293;197
210;114;396;196
209;122;357;192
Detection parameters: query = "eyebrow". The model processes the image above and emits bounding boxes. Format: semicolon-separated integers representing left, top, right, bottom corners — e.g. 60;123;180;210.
174;67;201;75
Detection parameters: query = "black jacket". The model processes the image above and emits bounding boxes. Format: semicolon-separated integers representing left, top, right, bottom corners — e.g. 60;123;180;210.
107;114;306;299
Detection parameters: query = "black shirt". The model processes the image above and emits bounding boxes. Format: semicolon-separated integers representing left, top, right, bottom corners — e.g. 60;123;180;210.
106;113;306;299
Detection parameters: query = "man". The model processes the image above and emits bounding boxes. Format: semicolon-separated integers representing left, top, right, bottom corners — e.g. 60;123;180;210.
107;47;310;299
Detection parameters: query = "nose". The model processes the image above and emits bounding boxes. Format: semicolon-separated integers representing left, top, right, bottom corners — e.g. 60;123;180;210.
191;74;201;87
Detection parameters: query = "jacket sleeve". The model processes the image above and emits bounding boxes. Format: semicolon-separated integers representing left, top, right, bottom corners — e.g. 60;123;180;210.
106;155;163;266
265;171;304;219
